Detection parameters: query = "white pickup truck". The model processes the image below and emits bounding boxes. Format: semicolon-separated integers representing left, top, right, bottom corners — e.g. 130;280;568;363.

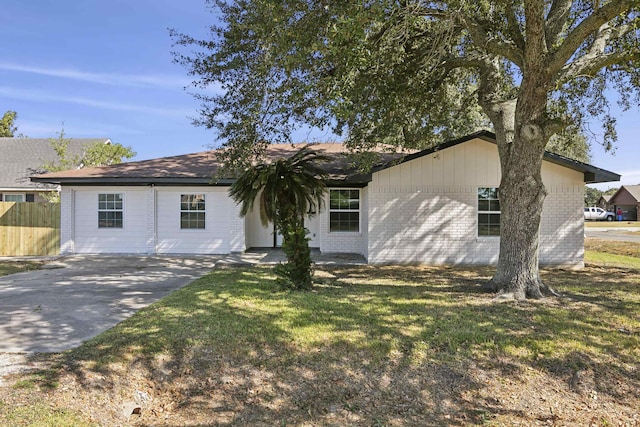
584;207;615;221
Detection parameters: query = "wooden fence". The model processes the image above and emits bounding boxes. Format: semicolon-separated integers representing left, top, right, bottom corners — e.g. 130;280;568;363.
0;202;60;256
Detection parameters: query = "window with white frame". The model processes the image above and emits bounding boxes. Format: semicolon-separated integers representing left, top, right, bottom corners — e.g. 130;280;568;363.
98;193;123;228
478;187;500;236
180;194;206;229
329;189;360;232
3;194;25;202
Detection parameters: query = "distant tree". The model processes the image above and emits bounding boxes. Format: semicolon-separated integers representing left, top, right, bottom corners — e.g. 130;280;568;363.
42;129;135;172
547;131;591;163
604;187;619;196
229;146;328;290
0;111;18;137
41;129;135;202
584;187;602;207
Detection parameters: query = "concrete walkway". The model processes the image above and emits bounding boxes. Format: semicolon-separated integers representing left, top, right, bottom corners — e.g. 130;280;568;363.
219;248;366;266
585;227;640;243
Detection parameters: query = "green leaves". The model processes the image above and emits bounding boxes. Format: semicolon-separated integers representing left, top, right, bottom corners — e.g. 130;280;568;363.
228;145;328;289
0;110;18;137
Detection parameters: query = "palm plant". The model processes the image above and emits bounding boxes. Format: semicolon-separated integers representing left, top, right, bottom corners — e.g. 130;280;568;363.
229;145;329;290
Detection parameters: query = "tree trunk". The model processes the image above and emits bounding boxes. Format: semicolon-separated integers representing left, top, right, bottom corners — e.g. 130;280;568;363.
477;51;558;300
487;126;557;300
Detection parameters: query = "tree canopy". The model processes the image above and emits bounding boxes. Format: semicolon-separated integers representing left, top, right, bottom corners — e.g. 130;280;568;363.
174;0;640;299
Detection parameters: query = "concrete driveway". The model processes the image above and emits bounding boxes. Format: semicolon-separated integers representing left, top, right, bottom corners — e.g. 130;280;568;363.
0;255;218;353
585;227;640;243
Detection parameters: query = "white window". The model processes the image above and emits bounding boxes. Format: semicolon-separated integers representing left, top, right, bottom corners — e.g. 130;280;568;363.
329;189;360;232
3;194;25;202
478;188;500;236
180;194;206;229
98;193;123;228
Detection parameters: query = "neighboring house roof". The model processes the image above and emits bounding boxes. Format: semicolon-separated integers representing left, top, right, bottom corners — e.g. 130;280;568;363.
600;194;612;202
32;131;620;186
623;185;640;201
609;184;640;204
0;137;111;191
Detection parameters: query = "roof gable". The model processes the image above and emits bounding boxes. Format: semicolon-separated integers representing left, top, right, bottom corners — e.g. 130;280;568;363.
372;130;619;184
610;185;640;204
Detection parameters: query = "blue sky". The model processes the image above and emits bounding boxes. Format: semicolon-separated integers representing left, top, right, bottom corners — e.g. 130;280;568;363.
1;0;638;190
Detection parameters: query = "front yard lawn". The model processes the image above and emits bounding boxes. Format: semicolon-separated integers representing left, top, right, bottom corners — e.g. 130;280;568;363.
2;255;638;426
584;220;640;228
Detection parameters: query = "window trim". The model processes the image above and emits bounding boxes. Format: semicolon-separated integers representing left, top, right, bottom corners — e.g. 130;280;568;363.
97;193;124;229
328;188;361;233
180;194;206;230
477;187;501;238
3;193;25;202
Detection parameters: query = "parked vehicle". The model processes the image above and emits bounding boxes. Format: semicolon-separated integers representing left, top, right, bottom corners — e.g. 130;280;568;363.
584;207;615;221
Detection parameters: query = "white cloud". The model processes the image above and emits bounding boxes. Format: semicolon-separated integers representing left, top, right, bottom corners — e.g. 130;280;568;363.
0;62;192;89
19;119;145;139
0;86;193;119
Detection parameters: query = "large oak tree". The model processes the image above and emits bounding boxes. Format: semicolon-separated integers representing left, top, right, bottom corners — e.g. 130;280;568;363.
174;0;640;299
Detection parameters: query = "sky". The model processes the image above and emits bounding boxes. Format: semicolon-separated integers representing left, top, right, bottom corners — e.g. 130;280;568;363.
1;0;638;191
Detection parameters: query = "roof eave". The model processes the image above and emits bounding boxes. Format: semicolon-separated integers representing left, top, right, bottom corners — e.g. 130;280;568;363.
30;177;235;186
542;152;621;184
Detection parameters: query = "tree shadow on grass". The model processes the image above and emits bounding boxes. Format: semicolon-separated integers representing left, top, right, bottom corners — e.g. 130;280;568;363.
17;264;640;426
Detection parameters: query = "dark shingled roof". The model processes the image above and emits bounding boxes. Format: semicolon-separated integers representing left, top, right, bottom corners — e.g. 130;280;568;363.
32;142;411;187
0;137;110;190
32;131;620;186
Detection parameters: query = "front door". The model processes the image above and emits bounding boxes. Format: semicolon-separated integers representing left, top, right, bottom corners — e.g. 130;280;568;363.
305;212;320;248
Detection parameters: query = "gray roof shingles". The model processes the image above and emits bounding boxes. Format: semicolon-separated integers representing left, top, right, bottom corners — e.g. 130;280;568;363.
622;185;640;201
0;137;109;190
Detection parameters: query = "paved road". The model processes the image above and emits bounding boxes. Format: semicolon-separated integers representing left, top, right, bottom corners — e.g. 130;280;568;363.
0;255;218;353
585;227;640;243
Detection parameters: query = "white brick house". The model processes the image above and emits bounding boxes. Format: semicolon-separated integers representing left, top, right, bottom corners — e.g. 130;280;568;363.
33;131;619;266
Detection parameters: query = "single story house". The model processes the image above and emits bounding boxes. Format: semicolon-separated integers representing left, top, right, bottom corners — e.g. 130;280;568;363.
32;131;619;266
0;137;111;202
596;194;612;211
608;185;640;221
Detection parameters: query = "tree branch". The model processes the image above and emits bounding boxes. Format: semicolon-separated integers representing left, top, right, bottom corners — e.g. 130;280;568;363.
548;0;637;75
523;0;548;66
460;16;524;67
504;2;526;53
545;0;573;49
557;20;639;82
559;50;640;83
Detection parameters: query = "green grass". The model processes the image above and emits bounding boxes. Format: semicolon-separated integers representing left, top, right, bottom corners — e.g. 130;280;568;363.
0;401;95;427
0;261;44;277
4;257;639;426
585;250;640;269
586;238;640;260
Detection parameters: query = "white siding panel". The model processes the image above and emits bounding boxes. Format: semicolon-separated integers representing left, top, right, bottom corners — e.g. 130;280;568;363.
367;138;585;266
156;187;232;254
73;187;148;254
